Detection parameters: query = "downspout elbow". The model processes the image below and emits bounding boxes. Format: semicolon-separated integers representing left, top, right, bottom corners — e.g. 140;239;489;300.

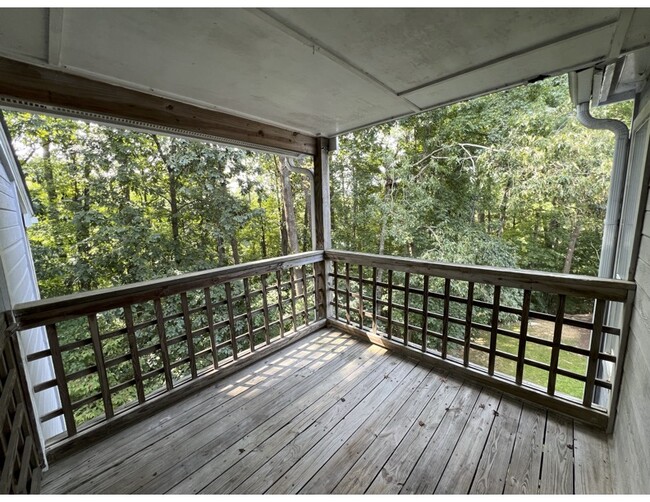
575;102;630;279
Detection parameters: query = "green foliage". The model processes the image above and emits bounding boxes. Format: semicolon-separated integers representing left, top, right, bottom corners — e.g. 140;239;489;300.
4;75;630;424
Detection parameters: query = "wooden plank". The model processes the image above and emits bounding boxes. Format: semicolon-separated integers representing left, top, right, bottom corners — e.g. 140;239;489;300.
0;368;17;419
516;290;531;385
123;306;146;403
223;282;238;360
442;278;450;358
267;361;426;494
313;137;331;320
259;275;271;346
403;273;410;345
0;56;317;156
469;396;523;494
463;282;474;366
153;299;174;390
583;299;605;408
487;286;501;375
421;275;429;352
288;269;299;332
88;314;114;419
242;279;256;350
196;344;397;495
14;251;324;330
547;295;566;396
433;388;503;494
344;262;351;324
43;326;335;491
300;367;447;494
15;434;34;493
330;319;608;429
30;467;42;494
332;262;339;320
235;358;416;494
573;422;612;494
503;404;545;494
371;267;378;333
46;324;77;436
180;293;198;378
45;320;327;464
169;341;388;495
387;270;393;340
367;381;480;494
275;270;285;338
95;335;372;494
301;265;309;326
539;412;574;494
357;265;364;330
0;402;24;492
313;137;331;250
333;371;460;494
325;250;634;302
203;288;219;367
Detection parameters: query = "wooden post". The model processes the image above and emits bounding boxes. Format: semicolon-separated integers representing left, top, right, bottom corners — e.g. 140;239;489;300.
313;137;331;320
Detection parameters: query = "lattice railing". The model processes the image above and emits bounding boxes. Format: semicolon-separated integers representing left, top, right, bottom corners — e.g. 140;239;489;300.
13;252;325;447
326;250;635;429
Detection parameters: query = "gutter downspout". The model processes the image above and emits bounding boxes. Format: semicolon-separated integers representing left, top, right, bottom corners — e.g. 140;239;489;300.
575;102;630;279
575;102;630;412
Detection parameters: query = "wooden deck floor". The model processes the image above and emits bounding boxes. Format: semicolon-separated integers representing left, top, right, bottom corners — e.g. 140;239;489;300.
41;328;612;494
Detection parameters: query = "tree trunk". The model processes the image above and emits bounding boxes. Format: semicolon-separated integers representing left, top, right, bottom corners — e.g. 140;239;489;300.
498;177;513;238
302;179;311;252
258;192;268;258
275;156;299;255
42;140;59;220
216;234;227;267
153;136;182;266
230;235;240;265
563;218;581;274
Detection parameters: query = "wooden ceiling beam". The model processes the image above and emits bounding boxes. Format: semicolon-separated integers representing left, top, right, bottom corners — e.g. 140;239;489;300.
0;56;318;157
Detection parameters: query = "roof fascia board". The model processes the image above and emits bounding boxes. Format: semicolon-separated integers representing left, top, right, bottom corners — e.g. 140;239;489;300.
0;56;318;157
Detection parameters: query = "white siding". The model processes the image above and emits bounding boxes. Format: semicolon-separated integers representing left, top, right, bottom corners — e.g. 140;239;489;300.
609;85;650;493
0;124;64;449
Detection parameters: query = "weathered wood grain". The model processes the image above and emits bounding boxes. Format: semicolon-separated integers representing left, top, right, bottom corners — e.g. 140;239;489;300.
539;412;574;494
325;250;634;301
233;358;414;494
366;381;480;494
267;362;429;494
300;366;447;494
574;421;612;494
170;343;388;494
0;56;317;156
433;387;502;494
41;328;614;495
198;347;398;495
14;251;324;330
42;328;340;492
469;396;523;494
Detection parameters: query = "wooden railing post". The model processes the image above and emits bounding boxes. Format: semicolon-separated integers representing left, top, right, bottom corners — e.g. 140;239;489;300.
313;136;332;320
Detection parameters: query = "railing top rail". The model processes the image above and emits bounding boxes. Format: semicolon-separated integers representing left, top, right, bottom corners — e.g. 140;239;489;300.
14;251;324;330
325;250;635;302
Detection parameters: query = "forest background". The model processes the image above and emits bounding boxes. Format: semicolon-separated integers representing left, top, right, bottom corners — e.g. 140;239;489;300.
4;75;631;313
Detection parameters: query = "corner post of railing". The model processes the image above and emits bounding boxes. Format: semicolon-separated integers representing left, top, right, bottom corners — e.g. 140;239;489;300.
313;136;333;321
606;287;636;434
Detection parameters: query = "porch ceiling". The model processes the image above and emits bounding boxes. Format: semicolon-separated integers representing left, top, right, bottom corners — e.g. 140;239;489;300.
0;8;648;138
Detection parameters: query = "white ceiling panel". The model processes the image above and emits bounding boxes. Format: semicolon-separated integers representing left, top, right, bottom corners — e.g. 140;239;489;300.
0;8;648;139
266;8;620;94
56;8;412;136
0;8;48;63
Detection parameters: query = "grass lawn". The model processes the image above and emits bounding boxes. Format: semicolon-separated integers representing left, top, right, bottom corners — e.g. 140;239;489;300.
470;318;590;401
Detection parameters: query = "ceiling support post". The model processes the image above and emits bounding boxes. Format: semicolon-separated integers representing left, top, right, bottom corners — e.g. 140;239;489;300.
313;137;332;319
